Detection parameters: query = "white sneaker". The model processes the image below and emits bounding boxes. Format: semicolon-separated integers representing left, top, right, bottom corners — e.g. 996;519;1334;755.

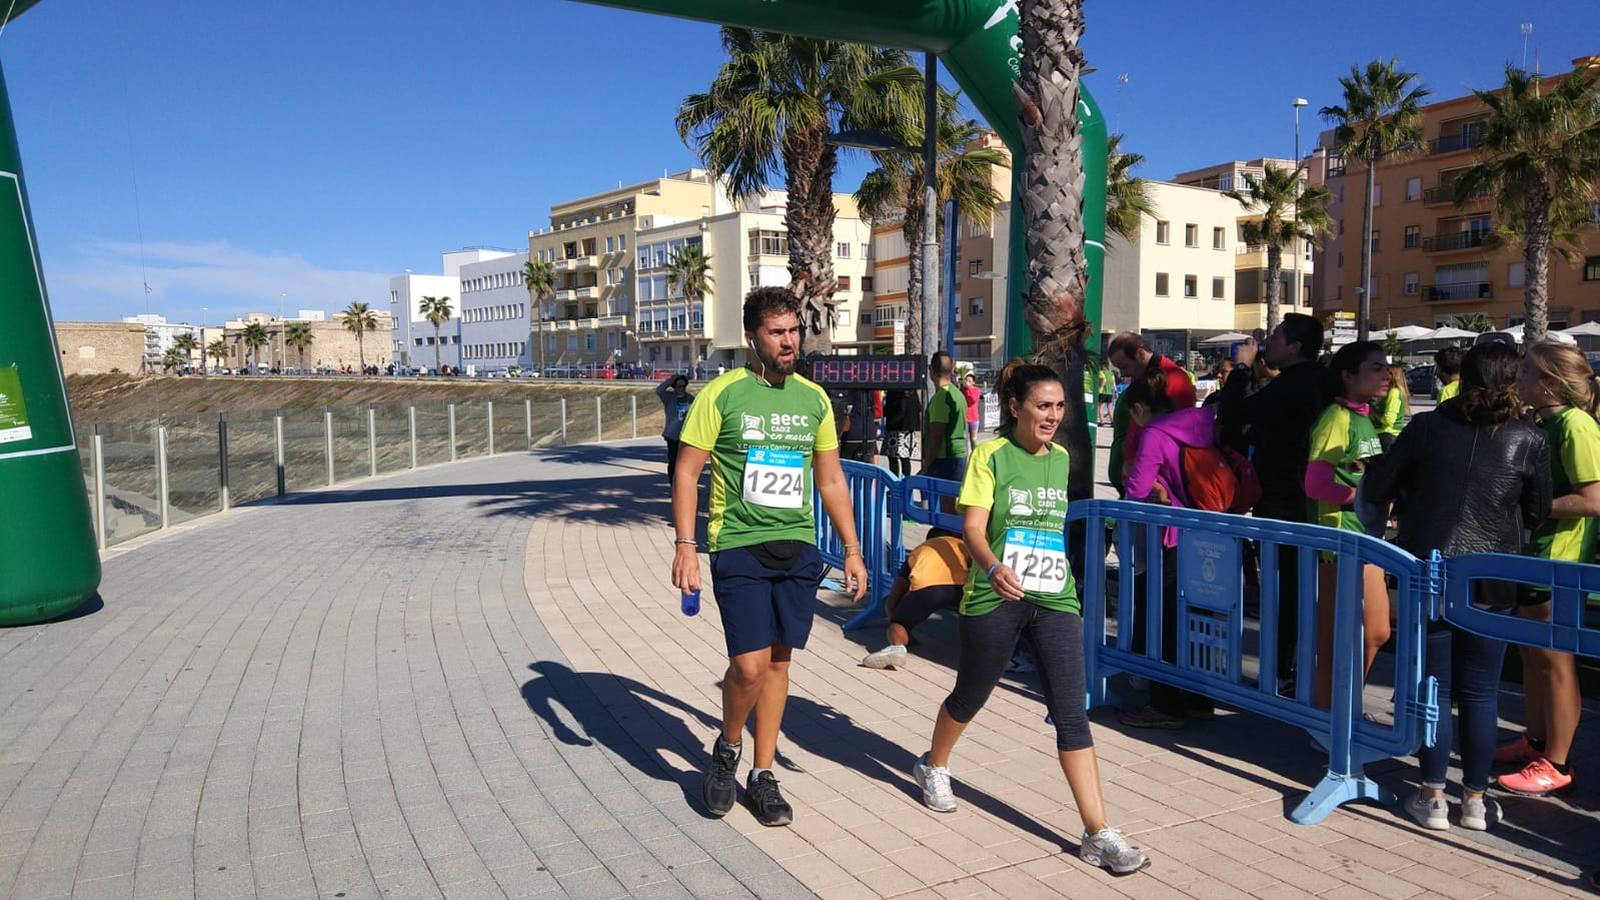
1080;826;1150;875
862;645;908;670
1460;794;1500;831
913;753;957;813
1404;791;1449;831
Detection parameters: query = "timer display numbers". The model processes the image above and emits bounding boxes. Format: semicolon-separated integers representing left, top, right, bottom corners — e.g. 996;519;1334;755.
806;355;925;390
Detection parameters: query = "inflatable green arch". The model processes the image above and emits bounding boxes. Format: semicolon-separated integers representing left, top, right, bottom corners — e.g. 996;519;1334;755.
0;0;1103;624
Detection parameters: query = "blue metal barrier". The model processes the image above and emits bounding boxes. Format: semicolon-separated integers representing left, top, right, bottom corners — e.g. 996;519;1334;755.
815;460;902;629
1068;499;1438;825
1440;552;1600;656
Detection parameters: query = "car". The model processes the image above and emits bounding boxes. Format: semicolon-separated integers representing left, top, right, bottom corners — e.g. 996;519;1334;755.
1405;364;1436;398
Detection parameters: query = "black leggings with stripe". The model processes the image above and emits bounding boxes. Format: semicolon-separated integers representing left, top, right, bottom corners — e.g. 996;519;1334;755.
942;601;1092;751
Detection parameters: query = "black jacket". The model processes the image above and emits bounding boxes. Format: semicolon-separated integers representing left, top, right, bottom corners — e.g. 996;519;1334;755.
1215;359;1324;520
1363;405;1551;608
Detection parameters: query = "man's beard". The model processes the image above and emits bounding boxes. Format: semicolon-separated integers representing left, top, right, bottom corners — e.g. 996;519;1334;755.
753;346;796;377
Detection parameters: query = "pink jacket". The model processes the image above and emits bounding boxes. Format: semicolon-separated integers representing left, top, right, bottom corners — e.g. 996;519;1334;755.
1124;406;1220;547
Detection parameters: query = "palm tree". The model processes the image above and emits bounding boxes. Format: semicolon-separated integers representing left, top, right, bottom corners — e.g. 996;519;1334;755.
1105;132;1157;243
677;29;919;352
523;258;556;375
206;338;229;373
1453;63;1600;344
284;322;314;372
417;296;453;374
665;243;715;366
171;332;199;374
1321;59;1431;341
854;85;1008;355
1015;0;1094;512
342;301;380;374
160;347;184;374
1450;312;1496;333
1225;163;1335;331
242;322;270;374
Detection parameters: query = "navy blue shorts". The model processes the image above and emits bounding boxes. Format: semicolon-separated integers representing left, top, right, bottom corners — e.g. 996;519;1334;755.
928;456;968;483
709;544;825;657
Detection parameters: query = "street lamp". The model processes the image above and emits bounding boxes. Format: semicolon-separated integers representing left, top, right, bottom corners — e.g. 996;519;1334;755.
1293;98;1308;319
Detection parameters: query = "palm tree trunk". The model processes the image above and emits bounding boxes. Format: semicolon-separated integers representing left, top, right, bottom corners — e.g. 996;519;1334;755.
1016;0;1092;516
1358;158;1375;341
536;295;547;374
357;333;366;374
783;127;838;354
902;205;926;357
434;326;442;374
1524;186;1552;344
1265;243;1283;332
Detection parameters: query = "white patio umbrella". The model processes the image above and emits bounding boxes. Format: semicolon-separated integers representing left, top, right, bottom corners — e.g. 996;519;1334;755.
1379;324;1434;342
1561;321;1600;337
1408;325;1477;342
1198;332;1252;347
1505;323;1577;344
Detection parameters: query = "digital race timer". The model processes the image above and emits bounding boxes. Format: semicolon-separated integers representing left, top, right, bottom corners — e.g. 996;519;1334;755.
806;354;925;390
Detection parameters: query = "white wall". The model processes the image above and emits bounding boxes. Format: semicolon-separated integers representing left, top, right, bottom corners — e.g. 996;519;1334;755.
458;252;532;371
389;273;463;369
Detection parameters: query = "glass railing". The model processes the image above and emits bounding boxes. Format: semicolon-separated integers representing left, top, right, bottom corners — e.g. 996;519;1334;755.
77;389;657;549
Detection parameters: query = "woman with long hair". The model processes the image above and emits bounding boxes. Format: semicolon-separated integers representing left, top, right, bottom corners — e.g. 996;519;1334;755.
1497;341;1600;797
1306;341;1393;710
911;362;1150;876
1365;344;1550;830
1373;363;1410;452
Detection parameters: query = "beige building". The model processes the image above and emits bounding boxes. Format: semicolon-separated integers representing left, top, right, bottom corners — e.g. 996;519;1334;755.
54;322;147;376
634;189;872;369
1103;181;1245;334
221;310;396;372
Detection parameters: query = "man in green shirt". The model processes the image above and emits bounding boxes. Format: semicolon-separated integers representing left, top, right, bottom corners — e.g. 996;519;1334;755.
1434;346;1463;403
922;350;969;482
672;287;869;828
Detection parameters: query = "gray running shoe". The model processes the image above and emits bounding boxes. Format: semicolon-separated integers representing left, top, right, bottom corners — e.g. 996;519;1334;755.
913;753;957;813
1404;791;1449;831
862;645;908;670
745;771;793;827
703;737;740;817
1460;794;1500;831
1079;827;1150;875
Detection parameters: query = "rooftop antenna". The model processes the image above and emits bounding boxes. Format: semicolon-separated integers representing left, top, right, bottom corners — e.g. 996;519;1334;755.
1114;73;1129;134
1520;22;1533;71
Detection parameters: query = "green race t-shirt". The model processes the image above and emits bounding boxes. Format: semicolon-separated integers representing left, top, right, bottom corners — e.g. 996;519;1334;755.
1374;386;1408;437
679;367;838;552
1436;379;1460;404
956;436;1078;616
1308;402;1383;533
1531;406;1600;562
925;383;969;460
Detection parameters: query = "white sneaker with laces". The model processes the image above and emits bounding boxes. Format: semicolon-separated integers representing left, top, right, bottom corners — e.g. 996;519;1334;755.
862;645;908;670
913;753;956;813
1079;827;1150;875
1460;794;1500;831
1404;791;1449;831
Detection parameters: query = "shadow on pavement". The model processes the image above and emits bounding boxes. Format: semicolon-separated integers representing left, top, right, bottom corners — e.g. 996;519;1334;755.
282;473;678;528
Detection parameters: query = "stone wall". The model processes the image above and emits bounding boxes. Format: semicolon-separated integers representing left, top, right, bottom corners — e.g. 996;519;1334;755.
53;322;147;376
222;313;395;371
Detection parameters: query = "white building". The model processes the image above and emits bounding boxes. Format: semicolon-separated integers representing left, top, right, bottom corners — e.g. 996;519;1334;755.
389;248;513;370
122;314;200;371
458;251;532;373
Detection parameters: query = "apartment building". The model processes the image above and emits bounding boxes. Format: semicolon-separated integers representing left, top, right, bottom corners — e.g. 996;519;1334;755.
457;251;532;373
1314;55;1600;330
528;170;721;369
388;248;508;370
1098;181;1247;336
121;314;201;371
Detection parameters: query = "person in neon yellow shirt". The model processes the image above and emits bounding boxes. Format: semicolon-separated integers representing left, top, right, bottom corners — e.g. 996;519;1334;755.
1498;342;1600;797
671;287;868;826
1434;346;1463;403
1373;364;1410;451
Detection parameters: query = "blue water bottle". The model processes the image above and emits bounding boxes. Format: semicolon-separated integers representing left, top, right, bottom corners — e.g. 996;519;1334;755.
681;588;701;617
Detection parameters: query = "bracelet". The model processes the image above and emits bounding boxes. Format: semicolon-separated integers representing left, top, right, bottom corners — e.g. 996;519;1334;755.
986;561;1000;579
843;546;863;559
674;538;698;547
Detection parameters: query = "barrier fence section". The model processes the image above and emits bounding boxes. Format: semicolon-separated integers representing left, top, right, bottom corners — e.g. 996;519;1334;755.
814;460;903;624
1441;552;1600;657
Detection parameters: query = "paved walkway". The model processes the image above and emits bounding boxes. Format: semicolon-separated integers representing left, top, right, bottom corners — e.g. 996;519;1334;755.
1;437;1595;899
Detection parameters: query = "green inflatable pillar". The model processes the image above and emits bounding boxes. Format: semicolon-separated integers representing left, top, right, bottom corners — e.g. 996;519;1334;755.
0;60;102;625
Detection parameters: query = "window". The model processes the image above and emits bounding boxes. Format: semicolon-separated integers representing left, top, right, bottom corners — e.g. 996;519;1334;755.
1586;257;1600;282
1212;277;1225;299
861;243;870;259
664;346;674;361
1371;231;1381;252
862;276;875;291
1156;221;1170;244
585;334;596;351
1508;262;1526;287
750;230;788;256
1406;177;1422;201
1155;272;1169;296
1338;219;1345;236
567;335;578;351
606;236;615;253
970;297;984;315
1183;275;1198;298
836;242;851;258
1213;227;1225;250
618;235;626;251
1372;182;1383;206
1337;251;1345;268
1404;225;1420;248
1404;272;1419;295
969;259;982;275
1185;224;1198;247
837;276;851;291
836;310;851;327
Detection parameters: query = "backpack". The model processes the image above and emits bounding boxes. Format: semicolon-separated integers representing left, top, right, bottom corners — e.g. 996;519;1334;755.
1180;444;1262;514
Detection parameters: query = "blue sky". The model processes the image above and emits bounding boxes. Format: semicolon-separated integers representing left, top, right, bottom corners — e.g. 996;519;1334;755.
3;0;1592;325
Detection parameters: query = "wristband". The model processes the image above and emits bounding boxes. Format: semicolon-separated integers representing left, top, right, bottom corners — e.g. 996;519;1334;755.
674;538;698;547
986;561;1000;579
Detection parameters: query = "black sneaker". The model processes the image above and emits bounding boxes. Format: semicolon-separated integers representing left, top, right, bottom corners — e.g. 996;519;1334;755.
745;771;793;826
703;737;739;817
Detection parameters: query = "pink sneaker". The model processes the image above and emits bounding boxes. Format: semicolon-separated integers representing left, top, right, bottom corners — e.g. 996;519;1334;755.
1493;735;1541;767
1497;757;1574;796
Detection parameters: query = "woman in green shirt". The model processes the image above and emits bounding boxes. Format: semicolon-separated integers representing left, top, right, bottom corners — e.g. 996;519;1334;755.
1498;342;1600;796
1373;364;1410;452
909;363;1150;876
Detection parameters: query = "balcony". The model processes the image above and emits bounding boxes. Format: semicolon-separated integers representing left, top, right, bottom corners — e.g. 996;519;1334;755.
535;315;628;332
1429;132;1482;155
554;289;576;302
1422;282;1494;302
558;256;599;270
1421;231;1489;253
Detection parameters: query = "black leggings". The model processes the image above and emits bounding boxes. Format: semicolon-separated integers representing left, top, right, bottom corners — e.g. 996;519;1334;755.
942;602;1093;751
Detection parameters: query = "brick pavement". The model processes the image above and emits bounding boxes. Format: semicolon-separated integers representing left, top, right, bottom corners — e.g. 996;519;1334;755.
1;435;1595;899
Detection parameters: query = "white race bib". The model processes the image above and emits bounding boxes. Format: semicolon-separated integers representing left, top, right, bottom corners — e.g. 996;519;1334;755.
1002;527;1068;595
742;447;805;509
